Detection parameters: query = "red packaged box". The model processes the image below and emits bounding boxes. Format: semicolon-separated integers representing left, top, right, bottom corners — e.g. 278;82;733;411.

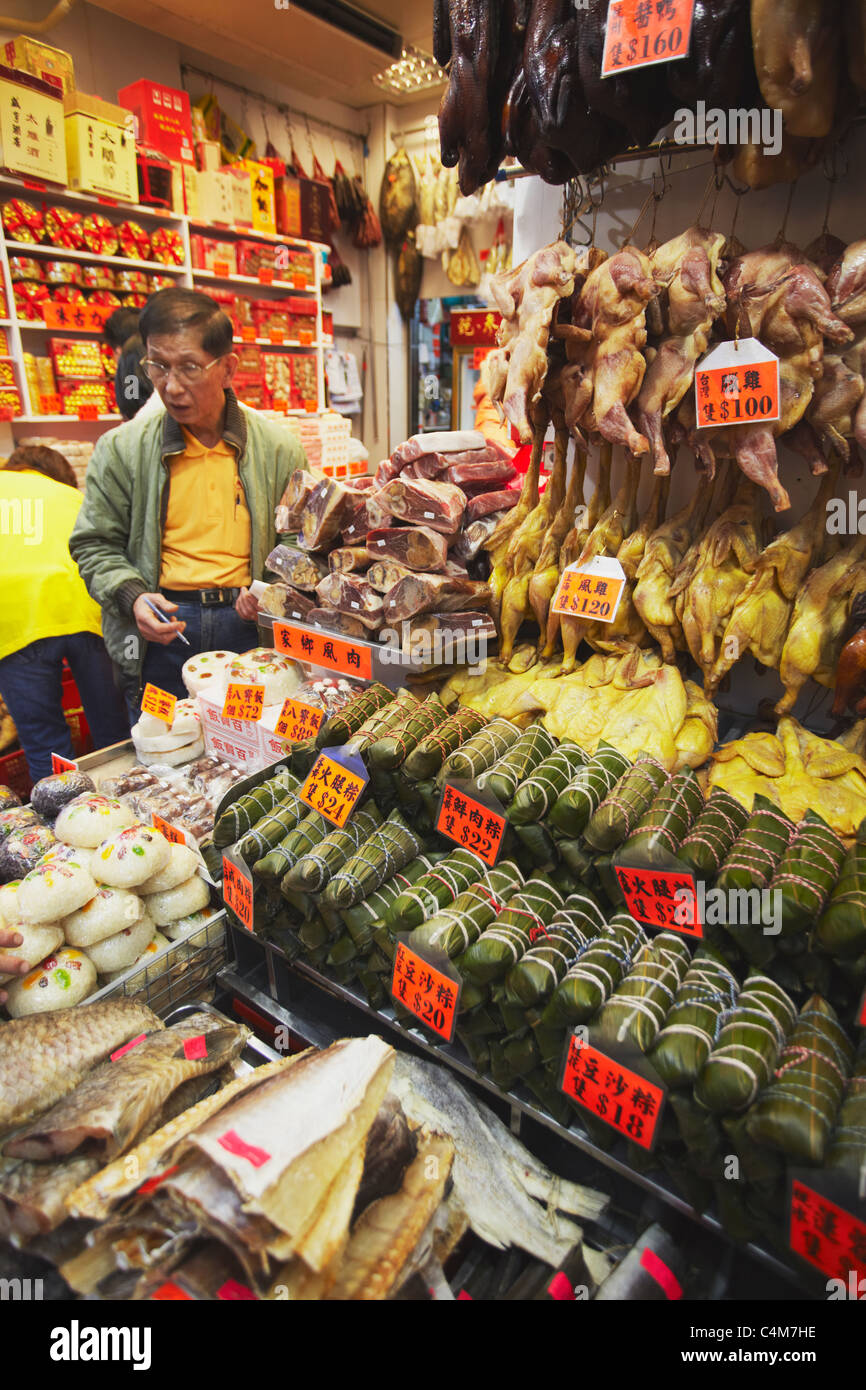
188;233;237;275
58;378;111;413
117;80;194;165
48;337;104;379
322;310;333;344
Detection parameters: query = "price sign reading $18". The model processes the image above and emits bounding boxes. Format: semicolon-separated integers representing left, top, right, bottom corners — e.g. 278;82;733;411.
274;698;324;744
436;783;506;867
560;1033;665;1151
614;865;703;939
602;0;695;77
141;683;177;725
552;555;625;623
391;941;461;1043
222;683;265;721
695;337;780;429
298;749;368;829
222;854;253;930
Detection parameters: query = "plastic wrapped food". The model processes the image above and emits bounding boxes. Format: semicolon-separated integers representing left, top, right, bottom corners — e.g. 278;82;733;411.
365;526;449;573
408;445;509;479
308;609;369;640
0;787;21;813
465;490;519;524
383;573;491;622
441;457;516;488
391;430;486;465
0;825;57;882
301;477;362;551
258;583;316;621
368;477;467;535
328;547;372;574
266;544;328;591
342;496;390;544
0;807;41;843
315;574;384;631
276;469;319;532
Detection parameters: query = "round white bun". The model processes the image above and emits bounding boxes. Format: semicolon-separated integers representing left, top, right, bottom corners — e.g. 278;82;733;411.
137;842;199;895
5;947;96;1016
144;873;210;925
92;824;171;888
85;911;156;974
226;648;302;706
0;921;64;983
182;650;237;698
55;795;137;849
62;886;144;947
101;929;170;982
16;859;98;924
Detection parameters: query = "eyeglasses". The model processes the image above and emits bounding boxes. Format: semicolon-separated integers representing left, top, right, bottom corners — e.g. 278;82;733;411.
140;355;226;386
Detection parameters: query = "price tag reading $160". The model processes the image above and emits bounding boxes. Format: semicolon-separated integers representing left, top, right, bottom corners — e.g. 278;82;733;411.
601;0;695;77
552;555;625;623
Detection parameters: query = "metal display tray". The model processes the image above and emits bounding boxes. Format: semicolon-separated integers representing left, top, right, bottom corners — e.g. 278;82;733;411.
89;909;228;1018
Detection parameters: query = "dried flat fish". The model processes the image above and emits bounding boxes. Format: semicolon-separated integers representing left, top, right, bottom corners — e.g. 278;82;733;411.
0;1154;99;1244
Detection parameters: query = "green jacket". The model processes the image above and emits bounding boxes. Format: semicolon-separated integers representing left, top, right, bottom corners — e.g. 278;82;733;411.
69;388;306;686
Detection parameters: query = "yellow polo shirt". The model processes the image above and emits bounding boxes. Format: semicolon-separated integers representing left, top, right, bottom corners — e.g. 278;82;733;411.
159;429;252;589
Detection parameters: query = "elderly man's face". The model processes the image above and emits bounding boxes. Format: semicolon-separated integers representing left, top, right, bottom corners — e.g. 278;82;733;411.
144;327;237;429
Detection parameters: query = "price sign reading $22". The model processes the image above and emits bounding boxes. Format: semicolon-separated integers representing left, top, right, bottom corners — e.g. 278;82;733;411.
298;751;368;829
602;0;695;77
560;1034;665;1151
436;784;505;867
274;698;324;744
391;941;460;1043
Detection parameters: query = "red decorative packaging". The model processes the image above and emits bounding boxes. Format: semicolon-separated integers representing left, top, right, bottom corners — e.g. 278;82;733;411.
49;338;105;377
115;269;149;293
3;199;45;243
148;274;175;292
42;260;82;285
81;214;119;256
117;220;151;260
0;388;21;415
79;264;116;290
51;285;87;303
149;226;183;266
13;283;50;320
8;256;43;281
44;206;85;250
120;292;148;308
89;290;122;306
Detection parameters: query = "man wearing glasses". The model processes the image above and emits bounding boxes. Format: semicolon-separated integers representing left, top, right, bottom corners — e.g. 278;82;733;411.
70;287;306;713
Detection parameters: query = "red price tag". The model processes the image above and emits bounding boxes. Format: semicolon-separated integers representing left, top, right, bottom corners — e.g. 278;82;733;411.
182;1034;208;1061
272;620;373;679
213;260;231;278
152;813;187;846
77;404;99;421
258;266;274;284
436;784;505;867
217;1280;258;1300
217;1128;271;1167
695;356;779;429
269;329;285;345
292;274;307;289
151;1281;192;1301
391;941;460;1042
222;854;254;930
50;753;77;774
222;682;265;721
304;399;318;413
141;682;177;725
615;865;702;937
552;558;625;621
241;325;256;342
298;329;314;346
272;397;288;413
111;1033;147;1062
601;0;695;77
0;407;13;421
137;1165;179;1196
40;393;61;414
298;751;367;829
790;1180;866;1286
274;697;325;743
22;177;47;191
560;1035;664;1150
472;346;491;369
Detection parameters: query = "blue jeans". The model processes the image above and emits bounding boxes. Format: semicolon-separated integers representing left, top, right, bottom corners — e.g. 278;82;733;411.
0;632;131;782
127;601;260;723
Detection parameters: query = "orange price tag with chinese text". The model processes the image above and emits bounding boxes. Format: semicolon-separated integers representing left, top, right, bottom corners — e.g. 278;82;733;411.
614;865;702;938
472;346;491;369
790;1180;866;1285
292;274;307;289
436;784;505;868
269;329;285;345
241;325;256;342
272;397;288;413
151;1281;193;1301
272;620;373;679
222;854;254;930
40;393;61;414
304;399;318;413
298;750;368;829
50;753;77;774
391;941;461;1042
552;557;625;622
258;266;274;284
298;329;313;346
560;1034;665;1150
222;683;265;721
274;698;325;743
141;682;177;725
601;0;695;77
152;813;187;846
695;338;779;429
213;260;231;278
77;404;99;421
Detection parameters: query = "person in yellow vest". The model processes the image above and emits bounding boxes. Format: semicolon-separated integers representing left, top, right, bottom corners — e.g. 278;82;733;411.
0;445;130;781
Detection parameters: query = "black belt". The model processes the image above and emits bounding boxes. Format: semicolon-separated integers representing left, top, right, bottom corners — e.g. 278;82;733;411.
161;587;242;607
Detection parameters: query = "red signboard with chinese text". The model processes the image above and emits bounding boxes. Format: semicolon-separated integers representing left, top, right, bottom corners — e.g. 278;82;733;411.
560;1033;665;1150
141;683;177;725
391;941;460;1042
601;0;695;77
222;854;253;930
614;865;703;938
272;621;373;680
298;750;367;829
790;1179;866;1286
436;784;505;868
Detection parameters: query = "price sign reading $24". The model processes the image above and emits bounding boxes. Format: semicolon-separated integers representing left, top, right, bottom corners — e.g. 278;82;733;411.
298;751;368;829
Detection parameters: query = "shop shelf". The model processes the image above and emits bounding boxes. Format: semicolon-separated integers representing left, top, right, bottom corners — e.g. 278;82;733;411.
232;336;320;349
192;268;316;292
15;412;121;423
186;218;329;254
0;173;183;223
3;240;186;274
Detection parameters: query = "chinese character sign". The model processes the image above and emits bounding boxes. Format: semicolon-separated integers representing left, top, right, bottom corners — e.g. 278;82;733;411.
222;854;253;930
561;1034;665;1150
222;683;265;721
695;340;780;428
274;698;325;744
436;785;506;868
298;751;368;829
614;865;702;937
151;813;186;846
50;752;77;774
43;302;113;331
790;1180;866;1285
602;0;694;76
552;561;626;622
272;621;373;680
391;941;460;1042
141;683;177;725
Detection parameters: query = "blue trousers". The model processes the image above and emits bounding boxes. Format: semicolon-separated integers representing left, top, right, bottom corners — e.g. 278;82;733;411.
126;601;260;723
0;632;131;782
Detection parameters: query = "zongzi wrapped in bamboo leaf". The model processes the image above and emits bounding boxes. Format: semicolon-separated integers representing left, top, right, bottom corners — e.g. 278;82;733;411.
368;694;448;770
816;840;866;961
236;788;310;864
460;877;565;985
648;955;739;1090
694;974;798;1114
745;995;854;1165
403;707;487;780
594;932;692;1053
504;889;607;1008
385;847;488;931
716;796;794;894
507;741;588;826
274;812;332;893
676;789;749;878
826;1041;866;1183
212;769;298;847
542;913;646;1026
438;717;523;785
548;744;632;838
770;813;846;938
512;821;558;868
409;861;524;959
346;689;419;755
583;756;670;853
617;768;704;862
280;804;384;892
322;809;426;908
476;724;557;807
314;682;394;749
340;854;444;944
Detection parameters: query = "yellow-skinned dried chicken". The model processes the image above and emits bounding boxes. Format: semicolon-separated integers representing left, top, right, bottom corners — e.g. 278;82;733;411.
671;474;764;694
634;227;727;476
776;535;866;715
486;402;546;627
542;444;611;659
558;454;641;674
588;471;669;654
633;466;716;661
751;0;841;138
528;435;585;648
709;470;838;693
498;414;568;665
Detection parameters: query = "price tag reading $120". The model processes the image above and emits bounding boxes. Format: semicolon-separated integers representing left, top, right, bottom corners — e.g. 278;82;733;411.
222;854;253;930
552;555;625;623
601;0;695;77
298;749;369;829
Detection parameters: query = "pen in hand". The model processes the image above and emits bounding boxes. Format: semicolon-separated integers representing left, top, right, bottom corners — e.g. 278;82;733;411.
142;596;191;646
